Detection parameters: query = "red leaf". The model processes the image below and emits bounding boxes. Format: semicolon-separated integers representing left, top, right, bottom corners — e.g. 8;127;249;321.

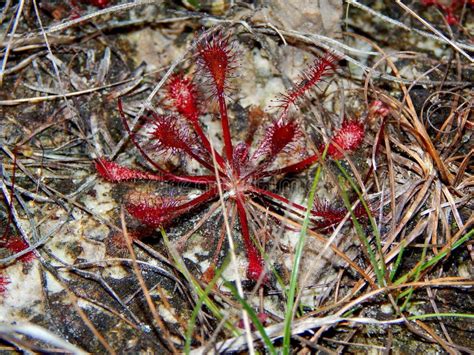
2;236;35;263
323;120;365;159
197;33;236;95
278;53;338;116
95;158;165;182
166;73;200;122
254;119;301;160
126;198;178;228
312;200;369;228
81;0;111;8
148;114;197;155
369;100;390;118
0;273;9;296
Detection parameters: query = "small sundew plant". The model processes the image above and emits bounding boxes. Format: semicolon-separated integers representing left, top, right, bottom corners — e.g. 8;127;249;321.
421;0;473;25
0;274;9;296
1;235;36;263
0;235;34;298
96;32;366;283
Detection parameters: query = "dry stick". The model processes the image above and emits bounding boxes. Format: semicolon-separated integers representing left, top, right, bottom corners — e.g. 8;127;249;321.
0;15;190;51
360;38;454;185
294;195;369;320
65;265;143;327
2;145;122;233
442;185;465;234
38;258;117;354
324;334;385;351
119;208;179;354
434;101;471;173
415;320;457;355
248;199;376;288
1;51;46;76
0;171;70;265
0;323;88;354
1;157;41;244
1;179;53;203
394;214;474;285
176;200;221;250
383;177;434;252
192;279;473;353
17;118;69;146
388;128;430;175
390;150;425;177
0;35;77;52
309;209;431;345
211;202;232;266
30;0;100;162
395;0;472;63
6;180;126;346
379;42;453;186
382;130;397;234
310;271;468;320
334;329;359;354
154;282;190;342
67;258;184;293
345;0;474;52
454;149;473;187
308;202;468;316
30;0;73;115
397;82;455;185
42;0;161;34
306;213;436;345
133;239;184;271
426;287;457;351
123;243;211;332
0;0;25;86
0;0;13;26
251;25;469;86
431;181;442;255
335;278;473;322
0;81;129;106
0;72;146;106
294;335;338;354
210;17;469;86
41;250;117;353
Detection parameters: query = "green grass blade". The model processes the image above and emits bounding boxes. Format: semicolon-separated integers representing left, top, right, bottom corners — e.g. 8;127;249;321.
282;155;326;354
160;228;239;337
224;280;277;354
335;162;386;287
407;313;474;321
400;232;430;311
184;258;229;354
394;229;473;286
390;240;406;281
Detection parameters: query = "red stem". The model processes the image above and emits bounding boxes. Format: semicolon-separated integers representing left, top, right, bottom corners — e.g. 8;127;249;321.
191;120;226;169
128;187;219;227
182;145;219;173
217;94;233;164
259;153;320;178
250;187;309;218
235;196;264;281
95;158;215;184
171;186;219;213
